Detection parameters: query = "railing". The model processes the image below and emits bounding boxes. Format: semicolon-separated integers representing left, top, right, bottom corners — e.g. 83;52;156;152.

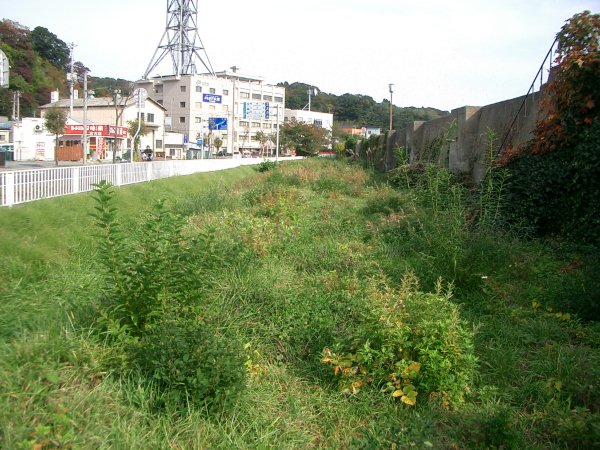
0;157;302;207
496;37;559;157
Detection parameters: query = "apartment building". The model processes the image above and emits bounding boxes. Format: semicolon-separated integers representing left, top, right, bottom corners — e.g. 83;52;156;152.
136;69;285;156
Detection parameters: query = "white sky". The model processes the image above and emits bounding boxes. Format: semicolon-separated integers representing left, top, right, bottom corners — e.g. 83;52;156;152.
2;0;599;111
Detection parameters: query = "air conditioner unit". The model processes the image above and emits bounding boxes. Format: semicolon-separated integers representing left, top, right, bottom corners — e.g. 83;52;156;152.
34;124;43;132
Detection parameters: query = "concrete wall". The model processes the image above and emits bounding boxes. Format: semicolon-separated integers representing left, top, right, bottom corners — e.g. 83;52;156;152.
376;92;542;183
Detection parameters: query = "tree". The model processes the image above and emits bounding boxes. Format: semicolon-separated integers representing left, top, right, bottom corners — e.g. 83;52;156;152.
255;130;269;156
44;107;67;166
30;26;69;69
213;136;223;155
127;118;150;160
280;119;330;157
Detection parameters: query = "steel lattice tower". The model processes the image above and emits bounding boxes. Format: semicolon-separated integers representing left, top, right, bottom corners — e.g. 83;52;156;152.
143;0;214;78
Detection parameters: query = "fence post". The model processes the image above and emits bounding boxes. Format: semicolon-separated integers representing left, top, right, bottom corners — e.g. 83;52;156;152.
72;167;80;194
147;161;152;182
116;164;122;186
5;172;15;207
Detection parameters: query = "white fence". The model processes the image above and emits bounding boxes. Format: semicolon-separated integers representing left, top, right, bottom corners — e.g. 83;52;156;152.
0;157;302;207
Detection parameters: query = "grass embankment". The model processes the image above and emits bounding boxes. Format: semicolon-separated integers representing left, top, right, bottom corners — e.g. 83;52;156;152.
0;159;598;448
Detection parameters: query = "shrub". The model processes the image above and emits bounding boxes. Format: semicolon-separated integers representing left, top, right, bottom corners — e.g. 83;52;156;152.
322;273;476;409
127;318;246;411
91;181;222;337
255;159;278;172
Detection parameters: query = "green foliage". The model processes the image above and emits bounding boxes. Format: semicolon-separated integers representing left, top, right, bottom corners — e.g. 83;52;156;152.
475;129;510;229
503;122;600;243
279;118;330;156
91;181;221;337
255;159;278;173
2;160;600;448
500;11;600;244
0;20;68;117
322;273;476;409
127;318;246;411
278;81;448;131
30;26;69;69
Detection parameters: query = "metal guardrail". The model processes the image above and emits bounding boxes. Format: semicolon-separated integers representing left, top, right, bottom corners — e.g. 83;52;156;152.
496;37;558;157
0;157;302;207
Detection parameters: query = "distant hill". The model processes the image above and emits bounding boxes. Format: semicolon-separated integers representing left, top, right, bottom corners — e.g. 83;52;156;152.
279;81;448;131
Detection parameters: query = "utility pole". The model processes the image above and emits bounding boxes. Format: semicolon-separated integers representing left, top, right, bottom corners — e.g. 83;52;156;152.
82;72;88;165
388;83;394;131
68;43;77;117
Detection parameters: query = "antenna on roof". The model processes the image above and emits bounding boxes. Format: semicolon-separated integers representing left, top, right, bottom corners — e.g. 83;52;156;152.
143;0;215;79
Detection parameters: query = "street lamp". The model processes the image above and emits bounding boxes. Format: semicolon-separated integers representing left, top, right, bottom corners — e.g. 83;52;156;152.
388;83;394;131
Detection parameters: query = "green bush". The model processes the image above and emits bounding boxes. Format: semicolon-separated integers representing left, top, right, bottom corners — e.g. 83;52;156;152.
503;123;600;244
127;319;246;411
323;273;476;409
91;181;221;337
255;159;278;172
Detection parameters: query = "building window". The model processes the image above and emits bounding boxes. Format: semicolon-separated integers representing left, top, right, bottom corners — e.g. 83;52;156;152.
252;122;260;128
252;93;261;100
154;85;163;93
140;113;145;121
195;117;202;124
0;135;5;141
195;85;202;93
314;119;323;127
147;113;155;123
222;105;228;112
156;99;163;105
274;96;283;103
209;105;215;110
170;148;176;156
223;89;229;95
179;117;186;123
209;87;216;94
240;92;249;99
180;86;186;92
180;101;186;108
262;123;271;129
239;121;249;127
155;139;163;148
263;95;272;102
195;102;202;109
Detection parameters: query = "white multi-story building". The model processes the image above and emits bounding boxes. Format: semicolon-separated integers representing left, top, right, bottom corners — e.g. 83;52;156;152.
283;109;334;133
136;69;285;157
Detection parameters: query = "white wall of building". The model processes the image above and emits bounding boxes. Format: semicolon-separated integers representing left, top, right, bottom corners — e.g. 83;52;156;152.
137;72;285;157
11;118;56;161
283;109;334;133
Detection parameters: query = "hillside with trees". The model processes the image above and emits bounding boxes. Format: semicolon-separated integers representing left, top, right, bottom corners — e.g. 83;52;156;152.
279;81;448;131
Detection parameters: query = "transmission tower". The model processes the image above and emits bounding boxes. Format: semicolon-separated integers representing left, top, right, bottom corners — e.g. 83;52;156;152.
143;0;215;78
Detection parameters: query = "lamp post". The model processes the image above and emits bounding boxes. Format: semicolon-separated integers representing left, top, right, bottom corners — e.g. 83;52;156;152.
388;83;394;131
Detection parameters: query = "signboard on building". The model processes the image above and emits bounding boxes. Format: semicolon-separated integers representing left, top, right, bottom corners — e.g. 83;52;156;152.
0;49;8;88
35;142;45;159
208;117;228;130
64;124;128;138
243;102;270;120
202;94;222;104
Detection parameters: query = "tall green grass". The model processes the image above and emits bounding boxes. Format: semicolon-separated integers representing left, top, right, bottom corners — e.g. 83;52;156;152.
1;159;598;448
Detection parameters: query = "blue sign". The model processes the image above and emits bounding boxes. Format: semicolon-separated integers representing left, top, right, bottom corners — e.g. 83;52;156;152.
243;102;270;120
197;139;203;146
203;93;222;104
209;117;228;131
184;134;189;144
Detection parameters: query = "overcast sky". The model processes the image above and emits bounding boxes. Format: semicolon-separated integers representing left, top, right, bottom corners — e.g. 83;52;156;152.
2;0;598;111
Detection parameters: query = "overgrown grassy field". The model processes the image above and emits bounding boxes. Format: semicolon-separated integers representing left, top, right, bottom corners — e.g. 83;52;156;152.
1;159;598;448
